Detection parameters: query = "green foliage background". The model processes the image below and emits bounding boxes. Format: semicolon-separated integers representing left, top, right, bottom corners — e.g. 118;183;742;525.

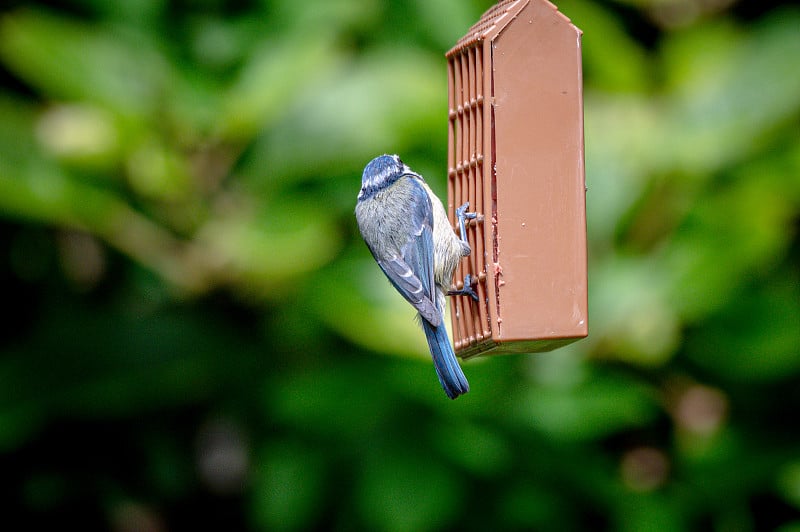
1;0;799;529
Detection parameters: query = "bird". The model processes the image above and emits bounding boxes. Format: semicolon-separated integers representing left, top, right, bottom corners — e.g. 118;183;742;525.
355;154;477;399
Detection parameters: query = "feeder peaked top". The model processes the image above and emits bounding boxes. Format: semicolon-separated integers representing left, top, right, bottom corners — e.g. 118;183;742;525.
447;0;580;57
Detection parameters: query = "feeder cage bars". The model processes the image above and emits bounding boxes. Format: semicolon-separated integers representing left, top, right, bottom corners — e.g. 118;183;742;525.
447;0;588;358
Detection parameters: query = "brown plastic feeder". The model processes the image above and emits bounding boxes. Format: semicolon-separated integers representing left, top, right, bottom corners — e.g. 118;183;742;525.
446;0;588;358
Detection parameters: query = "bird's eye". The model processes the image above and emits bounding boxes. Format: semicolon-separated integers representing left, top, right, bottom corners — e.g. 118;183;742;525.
393;155;403;166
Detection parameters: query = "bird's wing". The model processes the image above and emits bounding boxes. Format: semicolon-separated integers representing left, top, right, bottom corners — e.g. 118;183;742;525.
373;177;440;326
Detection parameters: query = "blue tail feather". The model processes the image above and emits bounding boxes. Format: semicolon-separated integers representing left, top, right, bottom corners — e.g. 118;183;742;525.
421;319;469;399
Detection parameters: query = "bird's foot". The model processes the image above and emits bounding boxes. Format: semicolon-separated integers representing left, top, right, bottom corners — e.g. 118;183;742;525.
448;273;479;302
455;202;478;245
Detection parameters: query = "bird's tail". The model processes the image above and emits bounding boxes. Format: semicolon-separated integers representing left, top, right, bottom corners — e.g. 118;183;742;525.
421;319;469;399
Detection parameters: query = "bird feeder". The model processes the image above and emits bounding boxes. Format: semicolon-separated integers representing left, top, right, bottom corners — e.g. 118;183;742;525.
447;0;588;358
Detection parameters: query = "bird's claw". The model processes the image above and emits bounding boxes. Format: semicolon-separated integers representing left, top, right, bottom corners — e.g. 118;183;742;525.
455;202;477;244
448;273;479;302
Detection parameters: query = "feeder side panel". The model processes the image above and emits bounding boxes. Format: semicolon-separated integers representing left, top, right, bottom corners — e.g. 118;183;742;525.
491;0;588;342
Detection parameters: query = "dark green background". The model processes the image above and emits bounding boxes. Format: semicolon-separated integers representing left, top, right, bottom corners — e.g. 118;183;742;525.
1;0;799;530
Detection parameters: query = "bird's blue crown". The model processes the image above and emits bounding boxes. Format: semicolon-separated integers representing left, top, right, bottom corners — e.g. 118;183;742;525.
358;154;406;200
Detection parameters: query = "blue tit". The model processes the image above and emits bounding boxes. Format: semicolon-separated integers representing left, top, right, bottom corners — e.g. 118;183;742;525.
355;154;476;399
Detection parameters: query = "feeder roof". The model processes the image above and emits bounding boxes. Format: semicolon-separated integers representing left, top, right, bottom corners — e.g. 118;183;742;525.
447;0;578;57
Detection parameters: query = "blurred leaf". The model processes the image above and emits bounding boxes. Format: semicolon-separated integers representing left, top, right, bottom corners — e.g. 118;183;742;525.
239;47;445;185
35;104;121;170
659;9;800;173
196;196;342;297
665;175;797;321
250;440;326;532
70;0;165;25
0;398;44;453
614;493;686;532
589;255;680;366
218;31;342;140
558;0;652;92
411;0;485;50
510;372;659;441
0;303;262;428
265;360;394;441
0;94;40;165
498;481;569;529
0;9;171;115
685;272;800;380
584;93;661;246
431;420;512;476
0;161;212;290
357;448;463;532
126;136;192;201
306;254;429;359
778;461;800;509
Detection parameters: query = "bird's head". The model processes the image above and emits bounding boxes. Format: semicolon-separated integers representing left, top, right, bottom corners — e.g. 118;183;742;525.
358;154;420;201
